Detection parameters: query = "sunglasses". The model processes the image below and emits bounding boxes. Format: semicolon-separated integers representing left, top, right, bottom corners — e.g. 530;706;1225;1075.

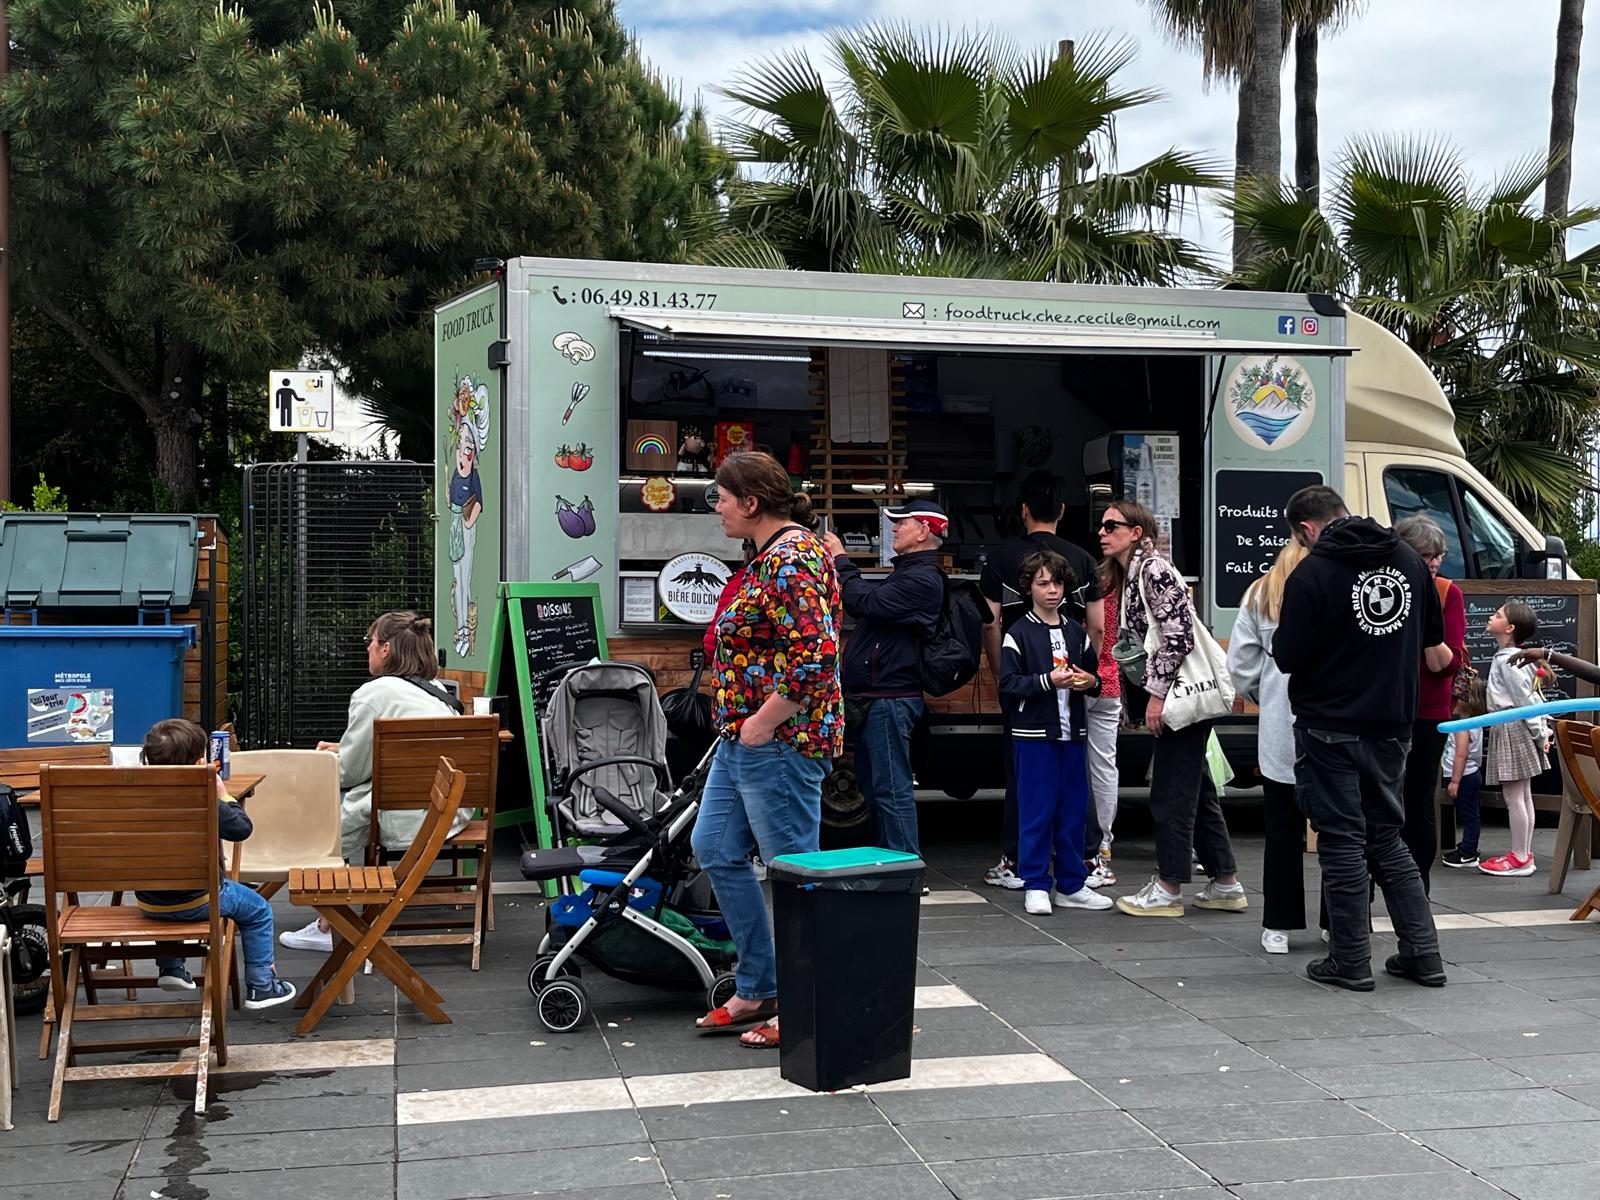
1099;519;1135;534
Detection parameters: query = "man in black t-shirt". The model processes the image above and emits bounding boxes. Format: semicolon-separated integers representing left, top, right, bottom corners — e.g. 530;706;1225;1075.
1273;485;1453;992
978;471;1104;889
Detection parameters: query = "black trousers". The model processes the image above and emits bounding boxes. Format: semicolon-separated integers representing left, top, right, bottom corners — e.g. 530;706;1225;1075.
1261;778;1307;931
1149;720;1237;885
1296;727;1439;972
1401;719;1447;895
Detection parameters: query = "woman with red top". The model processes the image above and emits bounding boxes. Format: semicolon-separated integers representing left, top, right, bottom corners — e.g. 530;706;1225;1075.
1082;566;1122;887
1395;516;1465;893
702;540;756;662
691;452;843;1050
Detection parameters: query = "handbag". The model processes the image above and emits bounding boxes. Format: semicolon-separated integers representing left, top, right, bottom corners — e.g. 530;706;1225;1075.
661;651;714;750
1110;561;1157;686
1131;557;1236;731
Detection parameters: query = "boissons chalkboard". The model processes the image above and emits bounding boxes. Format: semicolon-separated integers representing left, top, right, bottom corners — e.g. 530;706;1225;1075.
485;582;609;845
1212;469;1324;610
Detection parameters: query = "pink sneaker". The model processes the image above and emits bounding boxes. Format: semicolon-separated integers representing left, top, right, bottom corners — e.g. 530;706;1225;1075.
1479;853;1535;878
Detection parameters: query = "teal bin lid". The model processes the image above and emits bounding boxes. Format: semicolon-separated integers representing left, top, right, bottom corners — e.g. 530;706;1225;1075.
768;847;925;883
0;514;199;609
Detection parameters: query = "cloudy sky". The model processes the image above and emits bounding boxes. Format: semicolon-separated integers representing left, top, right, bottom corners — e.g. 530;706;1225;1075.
616;0;1600;261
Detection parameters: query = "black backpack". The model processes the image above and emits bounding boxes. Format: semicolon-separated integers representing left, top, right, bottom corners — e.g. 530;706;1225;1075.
1;783;32;879
917;576;992;697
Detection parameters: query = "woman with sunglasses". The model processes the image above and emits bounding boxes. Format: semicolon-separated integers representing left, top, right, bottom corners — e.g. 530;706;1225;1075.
1100;502;1246;918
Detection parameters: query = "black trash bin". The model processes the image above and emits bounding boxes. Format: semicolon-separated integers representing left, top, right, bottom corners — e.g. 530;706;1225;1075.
769;847;925;1093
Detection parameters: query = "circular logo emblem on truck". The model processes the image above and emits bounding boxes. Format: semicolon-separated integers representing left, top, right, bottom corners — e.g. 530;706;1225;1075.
658;553;733;624
1225;356;1316;452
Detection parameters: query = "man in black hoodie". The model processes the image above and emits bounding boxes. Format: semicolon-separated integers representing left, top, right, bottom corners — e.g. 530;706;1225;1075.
1273;486;1453;991
824;501;947;854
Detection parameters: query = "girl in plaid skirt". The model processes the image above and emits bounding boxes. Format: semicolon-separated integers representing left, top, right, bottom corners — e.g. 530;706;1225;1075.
1480;602;1550;878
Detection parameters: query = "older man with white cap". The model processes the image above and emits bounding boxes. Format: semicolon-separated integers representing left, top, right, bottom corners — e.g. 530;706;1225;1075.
823;500;948;854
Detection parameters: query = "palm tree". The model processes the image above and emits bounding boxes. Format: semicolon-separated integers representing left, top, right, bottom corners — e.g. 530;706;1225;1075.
1227;136;1600;526
1142;1;1362;246
1545;0;1585;217
691;26;1222;285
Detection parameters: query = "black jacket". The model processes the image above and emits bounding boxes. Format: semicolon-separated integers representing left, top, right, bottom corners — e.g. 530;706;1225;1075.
1272;516;1444;737
835;549;944;697
999;611;1100;741
979;532;1102;631
136;795;252;912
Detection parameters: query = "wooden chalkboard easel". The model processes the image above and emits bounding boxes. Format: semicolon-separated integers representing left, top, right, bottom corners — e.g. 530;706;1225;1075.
485;583;609;854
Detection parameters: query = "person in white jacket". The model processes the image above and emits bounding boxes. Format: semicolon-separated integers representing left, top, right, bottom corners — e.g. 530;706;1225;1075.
1226;541;1309;954
1479;602;1550;878
280;611;467;953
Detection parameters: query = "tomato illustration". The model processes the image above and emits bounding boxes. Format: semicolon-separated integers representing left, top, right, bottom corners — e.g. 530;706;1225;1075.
554;445;572;469
569;443;594;471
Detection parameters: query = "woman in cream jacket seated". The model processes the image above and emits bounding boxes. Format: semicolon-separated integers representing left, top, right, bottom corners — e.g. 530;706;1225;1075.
280;610;467;953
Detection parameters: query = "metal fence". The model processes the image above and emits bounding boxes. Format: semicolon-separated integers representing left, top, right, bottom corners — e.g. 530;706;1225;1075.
240;461;433;748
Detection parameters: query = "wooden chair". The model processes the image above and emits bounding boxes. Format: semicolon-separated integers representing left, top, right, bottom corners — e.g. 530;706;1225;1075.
2;745;112;879
1549;721;1598;896
39;764;231;1121
290;756;466;1035
366;717;500;969
1566;727;1600;921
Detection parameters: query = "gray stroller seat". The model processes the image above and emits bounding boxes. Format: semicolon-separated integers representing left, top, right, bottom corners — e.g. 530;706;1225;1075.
542;662;671;838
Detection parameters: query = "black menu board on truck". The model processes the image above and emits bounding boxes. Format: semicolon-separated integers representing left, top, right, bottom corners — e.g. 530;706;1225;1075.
1212;470;1323;610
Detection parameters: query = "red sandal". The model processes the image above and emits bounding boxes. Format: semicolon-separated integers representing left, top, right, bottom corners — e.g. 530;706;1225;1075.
740;1022;780;1049
694;998;777;1035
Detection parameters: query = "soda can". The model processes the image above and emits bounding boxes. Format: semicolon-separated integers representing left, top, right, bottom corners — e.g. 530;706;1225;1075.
209;731;231;781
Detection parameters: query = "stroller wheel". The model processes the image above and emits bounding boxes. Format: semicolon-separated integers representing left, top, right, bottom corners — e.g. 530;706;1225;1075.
537;979;589;1033
528;954;582;996
706;970;739;1013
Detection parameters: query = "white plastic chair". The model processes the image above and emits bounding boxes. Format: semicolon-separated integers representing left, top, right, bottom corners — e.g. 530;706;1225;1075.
228;750;343;898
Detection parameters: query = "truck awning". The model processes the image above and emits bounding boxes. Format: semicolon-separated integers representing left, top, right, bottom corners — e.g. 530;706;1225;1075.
610;307;1356;356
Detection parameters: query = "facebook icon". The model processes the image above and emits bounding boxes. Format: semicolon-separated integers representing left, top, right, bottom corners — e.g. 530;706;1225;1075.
1277;315;1298;335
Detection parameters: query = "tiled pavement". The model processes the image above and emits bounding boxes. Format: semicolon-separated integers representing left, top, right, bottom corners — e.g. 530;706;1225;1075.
9;813;1600;1200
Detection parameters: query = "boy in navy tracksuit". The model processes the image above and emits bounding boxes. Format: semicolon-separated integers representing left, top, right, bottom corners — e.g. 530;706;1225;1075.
999;551;1114;916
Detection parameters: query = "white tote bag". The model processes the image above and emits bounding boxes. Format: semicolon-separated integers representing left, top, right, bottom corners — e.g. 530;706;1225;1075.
1133;560;1236;731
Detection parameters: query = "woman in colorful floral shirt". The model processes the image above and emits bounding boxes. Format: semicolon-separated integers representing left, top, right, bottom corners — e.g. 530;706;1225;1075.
1099;501;1245;919
691;451;842;1049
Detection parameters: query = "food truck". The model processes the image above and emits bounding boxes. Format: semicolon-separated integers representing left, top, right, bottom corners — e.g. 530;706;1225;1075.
434;259;1575;795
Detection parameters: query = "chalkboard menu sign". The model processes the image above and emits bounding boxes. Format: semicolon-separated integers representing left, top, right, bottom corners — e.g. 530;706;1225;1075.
1457;581;1596;703
485;582;608;845
1213;469;1323;610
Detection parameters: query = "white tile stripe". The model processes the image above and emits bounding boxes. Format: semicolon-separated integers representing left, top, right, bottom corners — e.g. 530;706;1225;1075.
1372;907;1590;933
913;984;979;1009
397;1052;1076;1126
494;882;991;903
921;890;988;906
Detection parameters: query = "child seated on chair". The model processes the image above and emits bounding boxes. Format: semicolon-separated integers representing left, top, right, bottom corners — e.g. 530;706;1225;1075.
135;719;297;1010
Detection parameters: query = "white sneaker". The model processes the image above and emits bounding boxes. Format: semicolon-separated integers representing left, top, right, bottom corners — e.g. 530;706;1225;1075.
1085;858;1117;888
1193;880;1248;912
1023;889;1053;915
1056;886;1114;911
279;918;333;953
1261;928;1290;955
984;857;1025;890
1116;877;1185;918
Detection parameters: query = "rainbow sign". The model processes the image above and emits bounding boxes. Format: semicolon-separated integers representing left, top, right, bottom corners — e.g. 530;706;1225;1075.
634;436;670;457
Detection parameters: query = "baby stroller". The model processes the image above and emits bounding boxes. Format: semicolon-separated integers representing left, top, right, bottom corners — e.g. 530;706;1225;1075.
522;662;735;1032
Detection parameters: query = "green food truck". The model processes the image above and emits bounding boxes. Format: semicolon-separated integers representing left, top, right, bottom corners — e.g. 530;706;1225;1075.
434;258;1582;797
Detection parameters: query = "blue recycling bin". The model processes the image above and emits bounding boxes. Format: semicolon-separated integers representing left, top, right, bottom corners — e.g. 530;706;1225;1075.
0;624;197;748
0;513;202;749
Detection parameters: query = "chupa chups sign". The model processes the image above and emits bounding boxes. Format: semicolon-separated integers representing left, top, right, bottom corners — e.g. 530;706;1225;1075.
658;553;732;624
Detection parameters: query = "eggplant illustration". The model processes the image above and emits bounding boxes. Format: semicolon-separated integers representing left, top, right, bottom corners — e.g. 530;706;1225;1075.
555;495;597;539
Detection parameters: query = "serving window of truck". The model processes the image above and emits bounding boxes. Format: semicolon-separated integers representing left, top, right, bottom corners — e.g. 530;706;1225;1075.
435;261;1354;742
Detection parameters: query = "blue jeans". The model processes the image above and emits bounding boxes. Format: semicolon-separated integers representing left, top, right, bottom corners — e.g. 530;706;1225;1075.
851;696;923;855
691;738;825;1001
153;879;278;990
1013;740;1090;895
1454;770;1483;856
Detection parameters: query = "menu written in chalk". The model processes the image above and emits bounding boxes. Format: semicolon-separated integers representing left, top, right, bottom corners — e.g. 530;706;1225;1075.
518;593;603;722
1213;470;1323;609
1460;588;1585;701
